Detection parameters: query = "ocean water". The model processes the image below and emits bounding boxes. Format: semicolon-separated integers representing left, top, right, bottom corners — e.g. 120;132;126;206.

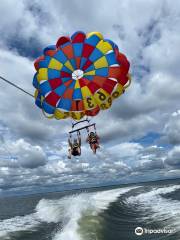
0;178;180;240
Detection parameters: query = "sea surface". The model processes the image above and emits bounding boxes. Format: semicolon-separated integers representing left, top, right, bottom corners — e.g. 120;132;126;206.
0;178;180;240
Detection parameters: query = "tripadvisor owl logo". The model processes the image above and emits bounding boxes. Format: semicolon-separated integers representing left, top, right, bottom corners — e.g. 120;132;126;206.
135;227;144;236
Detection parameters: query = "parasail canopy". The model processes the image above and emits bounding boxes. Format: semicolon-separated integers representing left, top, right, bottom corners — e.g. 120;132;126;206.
33;31;131;120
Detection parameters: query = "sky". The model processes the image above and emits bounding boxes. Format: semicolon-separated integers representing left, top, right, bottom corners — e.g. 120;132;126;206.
0;0;180;196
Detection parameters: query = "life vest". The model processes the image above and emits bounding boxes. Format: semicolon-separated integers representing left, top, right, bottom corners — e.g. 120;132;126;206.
73;143;79;148
72;143;80;156
89;135;97;144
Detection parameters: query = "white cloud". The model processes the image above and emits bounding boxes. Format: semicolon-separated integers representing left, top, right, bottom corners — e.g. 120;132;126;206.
162;110;180;145
165;145;180;167
109;142;143;158
0;139;47;169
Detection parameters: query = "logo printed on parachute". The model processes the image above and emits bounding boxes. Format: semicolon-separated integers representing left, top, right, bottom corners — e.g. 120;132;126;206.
33;31;131;120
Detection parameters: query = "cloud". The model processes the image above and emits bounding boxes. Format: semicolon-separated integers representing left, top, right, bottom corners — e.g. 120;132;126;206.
0;0;54;58
0;139;178;195
135;159;164;171
109;142;143;159
0;138;47;169
12;139;47;168
165;145;180;167
0;48;69;144
162;110;180;145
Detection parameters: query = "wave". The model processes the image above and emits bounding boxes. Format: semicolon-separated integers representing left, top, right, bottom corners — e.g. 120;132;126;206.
0;186;136;240
0;213;40;239
37;187;137;240
3;184;179;240
126;184;180;233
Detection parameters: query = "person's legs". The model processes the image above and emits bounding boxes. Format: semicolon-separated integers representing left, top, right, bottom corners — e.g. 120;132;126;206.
95;143;100;149
77;147;81;155
90;144;96;154
91;143;100;154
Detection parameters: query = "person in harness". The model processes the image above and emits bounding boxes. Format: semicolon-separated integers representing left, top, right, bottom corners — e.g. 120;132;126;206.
68;131;81;159
86;131;100;154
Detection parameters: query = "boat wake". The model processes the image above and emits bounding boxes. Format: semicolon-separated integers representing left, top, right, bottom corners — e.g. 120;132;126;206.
0;187;136;240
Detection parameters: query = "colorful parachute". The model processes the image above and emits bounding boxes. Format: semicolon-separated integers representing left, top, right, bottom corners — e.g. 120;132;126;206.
33;31;131;120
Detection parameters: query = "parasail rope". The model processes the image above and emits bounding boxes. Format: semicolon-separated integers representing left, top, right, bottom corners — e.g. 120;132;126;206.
0;75;34;98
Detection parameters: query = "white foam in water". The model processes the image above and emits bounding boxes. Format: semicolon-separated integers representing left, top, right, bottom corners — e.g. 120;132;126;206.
49;187;136;240
35;198;67;223
0;213;41;238
2;185;179;239
0;198;67;238
0;187;135;239
126;185;180;232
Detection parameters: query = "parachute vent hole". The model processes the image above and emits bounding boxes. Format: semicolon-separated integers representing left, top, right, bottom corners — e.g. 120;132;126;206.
72;69;84;80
